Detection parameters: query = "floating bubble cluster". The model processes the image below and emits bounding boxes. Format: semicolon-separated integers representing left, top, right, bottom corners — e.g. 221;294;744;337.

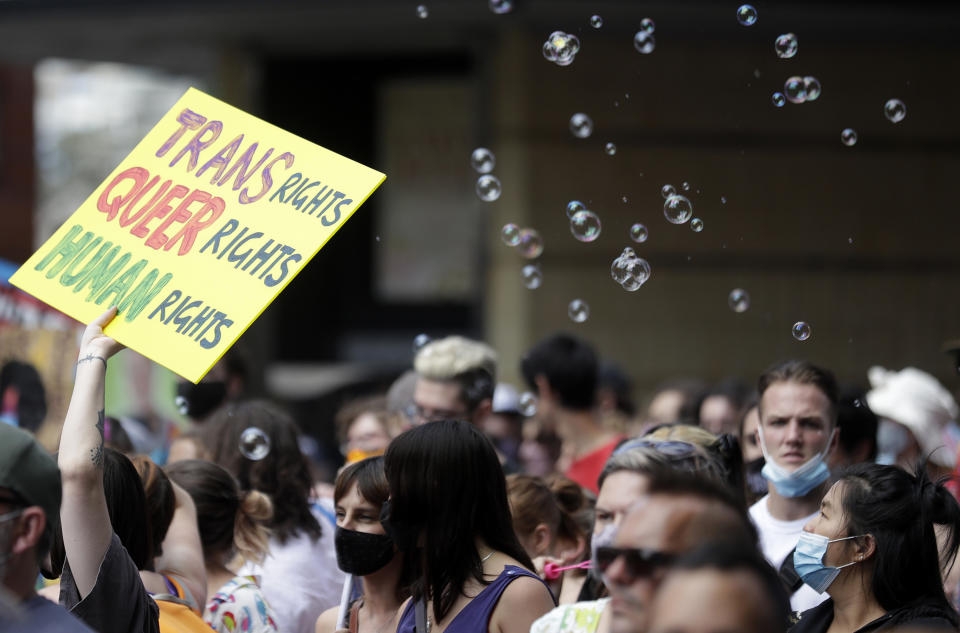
841;128;858;146
736;4;757;26
413;333;431;352
792;321;812;341
629;223;648;243
590;15;603;28
604;142;617;156
416;4;428;19
728;289;750;313
690;218;704;232
633;30;655;54
570;210;602;242
784;76;806;104
568;299;590;323
775;33;798;59
661;184;676;199
501;223;521;246
569;113;594;138
522;264;543;289
239;427;271;461
884;98;906;123
664;194;693;224
772;92;786;107
566;200;586;219
519;392;538;417
611;247;651;292
476;174;502;201
543;31;581;66
470;147;495;173
489;0;513;14
516;228;544;258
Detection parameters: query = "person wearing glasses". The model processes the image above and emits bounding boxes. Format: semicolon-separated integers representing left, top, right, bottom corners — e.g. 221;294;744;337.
530;462;756;633
411;336;497;427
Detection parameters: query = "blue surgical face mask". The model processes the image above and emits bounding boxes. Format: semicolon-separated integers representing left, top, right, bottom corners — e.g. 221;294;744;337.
757;425;835;498
793;530;863;593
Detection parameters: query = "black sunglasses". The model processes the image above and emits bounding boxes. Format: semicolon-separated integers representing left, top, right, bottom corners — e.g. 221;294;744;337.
595;546;675;582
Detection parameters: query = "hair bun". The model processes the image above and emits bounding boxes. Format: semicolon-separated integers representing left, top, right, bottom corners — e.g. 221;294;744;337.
241;489;273;522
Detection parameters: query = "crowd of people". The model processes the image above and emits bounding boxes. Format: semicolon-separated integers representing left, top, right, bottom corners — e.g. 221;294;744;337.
3;306;960;633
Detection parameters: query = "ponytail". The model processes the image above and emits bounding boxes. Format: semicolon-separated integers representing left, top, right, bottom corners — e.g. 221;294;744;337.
234;490;273;566
547;475;592;557
839;462;960;624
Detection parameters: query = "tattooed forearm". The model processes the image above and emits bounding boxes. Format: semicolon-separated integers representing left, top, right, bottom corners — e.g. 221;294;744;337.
90;409;105;467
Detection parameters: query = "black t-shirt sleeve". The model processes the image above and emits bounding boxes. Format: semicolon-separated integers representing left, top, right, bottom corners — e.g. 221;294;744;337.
59;532;160;633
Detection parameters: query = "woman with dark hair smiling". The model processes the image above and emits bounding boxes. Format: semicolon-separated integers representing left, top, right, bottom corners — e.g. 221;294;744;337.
384;420;556;633
790;461;960;632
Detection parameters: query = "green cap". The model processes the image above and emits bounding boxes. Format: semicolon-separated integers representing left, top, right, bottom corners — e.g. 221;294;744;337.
0;424;61;531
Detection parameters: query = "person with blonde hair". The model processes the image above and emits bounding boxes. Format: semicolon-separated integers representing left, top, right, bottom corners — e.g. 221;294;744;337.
165;459;279;633
412;336;497;426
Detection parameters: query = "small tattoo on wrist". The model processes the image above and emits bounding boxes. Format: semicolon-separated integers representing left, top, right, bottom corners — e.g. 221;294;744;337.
77;354;107;370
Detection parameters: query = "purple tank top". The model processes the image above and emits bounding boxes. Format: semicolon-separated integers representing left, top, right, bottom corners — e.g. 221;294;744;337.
396;566;553;633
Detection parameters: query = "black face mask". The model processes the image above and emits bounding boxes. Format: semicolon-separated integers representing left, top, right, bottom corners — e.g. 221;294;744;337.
335;526;395;576
745;456;768;496
379;498;420;552
175;381;227;419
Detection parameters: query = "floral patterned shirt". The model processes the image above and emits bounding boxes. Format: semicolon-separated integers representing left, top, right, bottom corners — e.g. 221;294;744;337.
204;575;279;633
530;598;610;633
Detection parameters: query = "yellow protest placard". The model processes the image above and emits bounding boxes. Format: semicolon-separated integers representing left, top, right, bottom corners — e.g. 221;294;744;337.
11;87;385;382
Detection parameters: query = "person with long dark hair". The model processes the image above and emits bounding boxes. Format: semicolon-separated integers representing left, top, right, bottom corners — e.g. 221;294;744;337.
790;462;960;632
384;420;556;633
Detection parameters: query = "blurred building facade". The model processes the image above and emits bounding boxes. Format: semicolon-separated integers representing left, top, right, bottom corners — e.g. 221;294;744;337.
0;0;958;435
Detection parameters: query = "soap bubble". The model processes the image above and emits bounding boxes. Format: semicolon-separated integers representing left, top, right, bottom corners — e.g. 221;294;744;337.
566;200;586;219
736;4;757;26
728;289;750;313
841;128;857;146
792;321;812;341
633;30;655;54
470;148;495;173
629;223;648;243
517;228;544;258
489;0;513;14
519;392;538;417
476;174;502;201
721;196;727;204
604;142;617;156
690;218;704;232
544;31;581;66
640;17;655;33
663;194;693;224
413;333;431;352
239;427;271;461
775;33;798;59
416;4;428;18
568;299;590;323
590;15;603;28
884;98;906;123
661;184;676;199
681;181;691;192
570;210;602;242
569;113;594;138
622;257;651;289
784;76;806;104
772;92;786;107
803;76;821;102
501;223;521;246
522;264;542;289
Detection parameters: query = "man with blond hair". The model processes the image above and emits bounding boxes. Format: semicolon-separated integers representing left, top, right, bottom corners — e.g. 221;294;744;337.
412;335;497;427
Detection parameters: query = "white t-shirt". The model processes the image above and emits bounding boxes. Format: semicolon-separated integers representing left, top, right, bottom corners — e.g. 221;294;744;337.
748;494;828;613
239;500;345;633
